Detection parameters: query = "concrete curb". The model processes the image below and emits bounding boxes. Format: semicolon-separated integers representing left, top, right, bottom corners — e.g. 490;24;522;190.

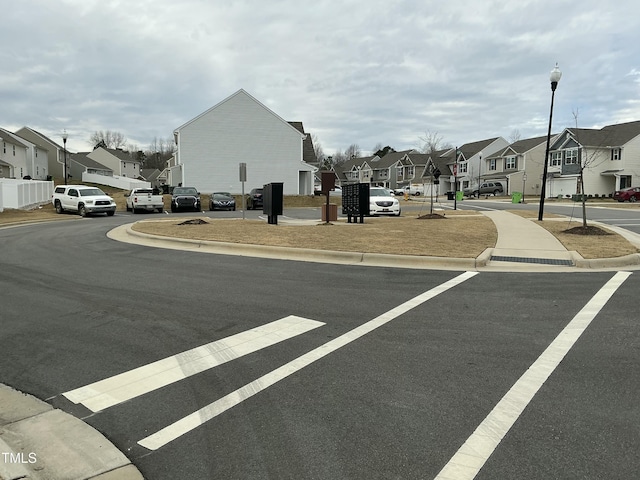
115;223;482;270
0;384;143;480
110;222;640;272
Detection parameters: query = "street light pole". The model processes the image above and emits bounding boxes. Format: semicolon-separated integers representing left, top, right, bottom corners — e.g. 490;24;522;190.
62;130;68;185
538;63;562;221
477;151;482;198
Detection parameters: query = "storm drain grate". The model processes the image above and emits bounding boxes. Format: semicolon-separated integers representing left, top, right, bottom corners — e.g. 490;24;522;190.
490;256;574;266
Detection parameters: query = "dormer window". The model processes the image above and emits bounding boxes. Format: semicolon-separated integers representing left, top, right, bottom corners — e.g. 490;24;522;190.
505;156;516;169
565;148;579;165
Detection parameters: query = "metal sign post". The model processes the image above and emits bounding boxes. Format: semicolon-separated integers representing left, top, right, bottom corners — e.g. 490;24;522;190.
239;162;247;220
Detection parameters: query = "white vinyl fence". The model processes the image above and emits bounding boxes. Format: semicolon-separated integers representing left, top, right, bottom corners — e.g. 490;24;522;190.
0;179;54;211
82;172;150;190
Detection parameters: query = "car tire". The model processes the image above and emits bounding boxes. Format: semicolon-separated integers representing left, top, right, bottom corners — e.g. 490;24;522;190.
107;210;115;216
209;202;214;211
157;208;163;213
630;196;637;203
55;201;64;214
79;205;87;217
493;190;500;196
171;205;176;213
414;192;421;196
126;204;131;212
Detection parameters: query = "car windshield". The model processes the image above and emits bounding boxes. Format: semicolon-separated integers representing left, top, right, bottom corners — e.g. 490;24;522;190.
370;187;391;197
79;188;106;196
214;192;231;197
214;194;233;200
173;187;198;195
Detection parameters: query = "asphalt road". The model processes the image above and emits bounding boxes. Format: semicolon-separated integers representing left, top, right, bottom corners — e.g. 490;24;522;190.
1;212;639;479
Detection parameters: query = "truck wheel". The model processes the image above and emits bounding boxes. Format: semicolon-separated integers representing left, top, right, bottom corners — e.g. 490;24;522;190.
414;191;421;196
79;205;87;217
107;210;115;216
132;207;138;214
493;190;500;196
157;207;164;213
55;201;64;214
126;204;131;212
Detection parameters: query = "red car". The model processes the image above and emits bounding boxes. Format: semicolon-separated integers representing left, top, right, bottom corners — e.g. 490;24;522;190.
613;186;640;202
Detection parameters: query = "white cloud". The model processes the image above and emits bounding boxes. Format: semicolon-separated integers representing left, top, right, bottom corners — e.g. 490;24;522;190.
2;0;640;154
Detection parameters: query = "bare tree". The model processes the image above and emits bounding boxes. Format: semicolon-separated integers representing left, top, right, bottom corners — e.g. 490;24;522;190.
419;130;450;154
144;136;176;169
90;130;127;149
345;144;361;159
312;134;325;165
371;142;384;155
571;109;613;228
509;129;522;143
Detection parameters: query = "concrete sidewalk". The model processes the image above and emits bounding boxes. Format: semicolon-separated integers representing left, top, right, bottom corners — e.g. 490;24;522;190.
0;384;143;480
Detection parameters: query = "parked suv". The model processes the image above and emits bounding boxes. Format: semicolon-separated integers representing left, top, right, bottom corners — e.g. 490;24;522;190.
246;188;263;210
51;185;116;217
171;186;201;212
465;181;504;197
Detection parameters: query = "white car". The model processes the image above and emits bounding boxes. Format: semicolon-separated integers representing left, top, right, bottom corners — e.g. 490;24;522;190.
369;187;400;216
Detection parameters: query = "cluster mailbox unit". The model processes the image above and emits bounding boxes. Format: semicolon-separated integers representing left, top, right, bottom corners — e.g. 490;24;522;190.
341;183;370;223
262;182;283;225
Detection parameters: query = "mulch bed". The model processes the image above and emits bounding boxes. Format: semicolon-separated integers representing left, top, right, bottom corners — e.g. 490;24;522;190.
563;225;611;235
417;213;446;219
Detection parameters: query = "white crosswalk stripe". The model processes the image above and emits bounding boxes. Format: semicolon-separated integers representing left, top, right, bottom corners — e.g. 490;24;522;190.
63;315;324;412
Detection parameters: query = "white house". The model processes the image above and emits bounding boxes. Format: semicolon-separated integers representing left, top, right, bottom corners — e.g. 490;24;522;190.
87;146;141;178
14;126;65;180
0;127;49;180
173;89;316;195
545;121;640;197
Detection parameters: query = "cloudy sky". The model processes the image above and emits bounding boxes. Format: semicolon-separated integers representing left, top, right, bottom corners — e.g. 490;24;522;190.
3;0;640;156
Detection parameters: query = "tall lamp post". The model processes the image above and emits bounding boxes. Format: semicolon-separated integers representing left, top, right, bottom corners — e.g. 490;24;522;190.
477;151;482;198
537;63;562;221
62;130;69;185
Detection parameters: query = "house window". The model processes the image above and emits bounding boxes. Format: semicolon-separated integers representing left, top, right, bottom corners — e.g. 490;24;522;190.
505;156;516;170
489;159;496;171
550;151;562;166
565;148;579;165
612;148;622;161
407;166;415;177
459;162;468;173
123;162;126;168
620;176;632;189
13;145;16;156
2;142;5;153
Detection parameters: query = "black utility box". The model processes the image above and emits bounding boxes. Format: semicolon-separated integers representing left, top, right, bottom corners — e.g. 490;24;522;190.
263;182;284;224
341;183;370;223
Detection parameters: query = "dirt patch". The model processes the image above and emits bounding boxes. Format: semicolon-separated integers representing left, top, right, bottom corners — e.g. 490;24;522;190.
417;213;446;220
132;216;497;258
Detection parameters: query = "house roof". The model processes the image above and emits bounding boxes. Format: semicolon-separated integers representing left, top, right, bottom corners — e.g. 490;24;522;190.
15;126;57;151
174;89;306;140
488;135;550;159
566;120;640;148
70;152;112;171
458;138;501;161
367;149;415;169
0;128;33;148
141;168;161;181
288;122;316;165
103;148;139;163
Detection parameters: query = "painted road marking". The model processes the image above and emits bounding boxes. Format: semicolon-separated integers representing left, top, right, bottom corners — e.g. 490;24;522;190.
63;315;324;412
434;271;632;480
138;271;478;451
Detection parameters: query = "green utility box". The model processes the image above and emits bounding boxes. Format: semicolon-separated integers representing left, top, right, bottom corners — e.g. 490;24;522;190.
455;191;464;201
511;192;522;204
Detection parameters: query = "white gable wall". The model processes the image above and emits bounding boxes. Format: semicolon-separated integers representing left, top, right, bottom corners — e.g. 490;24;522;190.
177;90;312;194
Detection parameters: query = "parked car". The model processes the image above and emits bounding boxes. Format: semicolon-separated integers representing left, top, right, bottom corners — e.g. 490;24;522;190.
369;187;401;216
246;188;263;210
51;185;116;217
210;192;236;211
464;182;504;197
613;186;640;202
171;186;201;212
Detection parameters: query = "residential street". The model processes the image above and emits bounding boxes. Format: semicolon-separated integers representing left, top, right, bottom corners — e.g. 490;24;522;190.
1;212;639;479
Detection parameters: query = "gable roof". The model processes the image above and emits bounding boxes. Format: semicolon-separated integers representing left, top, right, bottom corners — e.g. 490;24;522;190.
488;135;549;159
0;128;33;148
288;122;316;164
565;120;640;148
174;89;306;140
458;138;501;161
70;152;112;171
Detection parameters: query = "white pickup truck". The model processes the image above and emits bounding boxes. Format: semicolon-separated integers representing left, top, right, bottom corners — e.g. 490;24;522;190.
125;188;165;213
52;185;116;217
393;184;425;196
